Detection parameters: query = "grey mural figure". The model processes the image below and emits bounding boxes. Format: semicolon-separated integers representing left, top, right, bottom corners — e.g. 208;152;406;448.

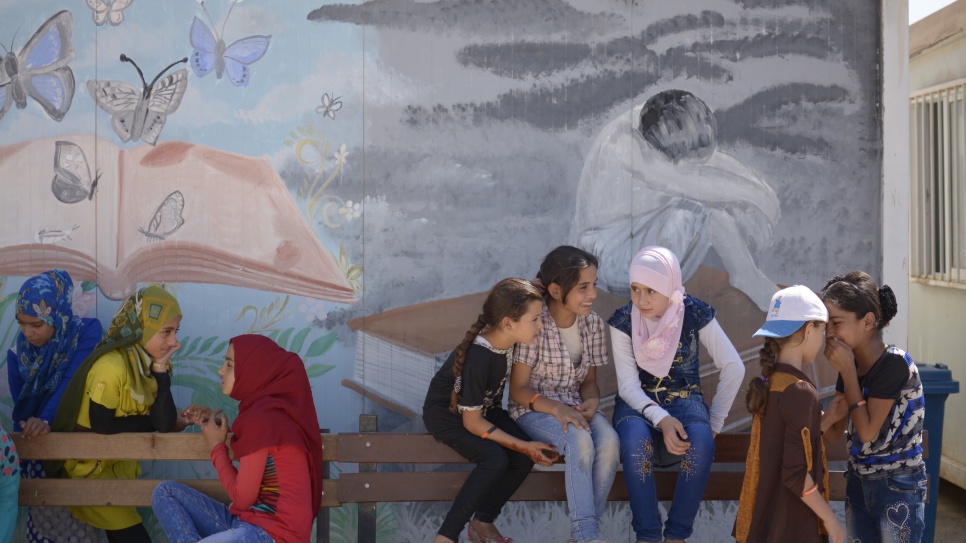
573;90;780;312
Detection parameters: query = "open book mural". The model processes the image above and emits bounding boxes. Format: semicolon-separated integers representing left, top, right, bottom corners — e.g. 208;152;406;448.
0;134;356;303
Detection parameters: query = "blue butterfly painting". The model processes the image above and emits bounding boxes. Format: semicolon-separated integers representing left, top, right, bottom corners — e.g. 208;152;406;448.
189;0;271;88
0;11;75;123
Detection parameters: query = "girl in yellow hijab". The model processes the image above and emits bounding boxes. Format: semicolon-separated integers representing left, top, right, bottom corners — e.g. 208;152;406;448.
53;285;189;543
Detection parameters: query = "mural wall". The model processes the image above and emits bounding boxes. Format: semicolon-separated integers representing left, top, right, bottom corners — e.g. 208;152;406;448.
0;0;883;541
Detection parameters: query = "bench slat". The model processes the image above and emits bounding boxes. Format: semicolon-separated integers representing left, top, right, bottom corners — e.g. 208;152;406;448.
13;433;214;461
336;471;849;503
328;433;851;463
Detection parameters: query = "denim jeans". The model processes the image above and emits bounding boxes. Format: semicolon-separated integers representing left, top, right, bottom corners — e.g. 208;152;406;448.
152;481;276;543
613;396;714;543
435;408;536;541
845;469;927;543
517;411;620;543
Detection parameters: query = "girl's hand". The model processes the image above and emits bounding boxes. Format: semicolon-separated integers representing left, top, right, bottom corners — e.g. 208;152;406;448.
550;403;590;433
182;404;215;425
200;412;229;450
515;441;559;467
826;518;845;543
824;337;856;376
824;394;849;423
657;416;691;455
576;398;600;421
19;417;51;439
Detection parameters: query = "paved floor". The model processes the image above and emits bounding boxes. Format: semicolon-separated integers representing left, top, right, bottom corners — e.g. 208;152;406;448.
936;478;966;542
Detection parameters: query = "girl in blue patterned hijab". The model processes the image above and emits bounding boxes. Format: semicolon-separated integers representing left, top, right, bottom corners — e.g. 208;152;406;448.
8;270;102;434
8;270;104;543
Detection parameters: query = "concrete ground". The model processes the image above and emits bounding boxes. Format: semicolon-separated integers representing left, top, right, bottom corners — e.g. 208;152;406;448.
936;478;966;542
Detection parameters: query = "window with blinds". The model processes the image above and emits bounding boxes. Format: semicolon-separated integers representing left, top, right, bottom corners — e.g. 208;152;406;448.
911;80;966;284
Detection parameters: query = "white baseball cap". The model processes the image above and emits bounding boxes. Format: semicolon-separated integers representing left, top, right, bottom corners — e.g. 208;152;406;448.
753;285;828;338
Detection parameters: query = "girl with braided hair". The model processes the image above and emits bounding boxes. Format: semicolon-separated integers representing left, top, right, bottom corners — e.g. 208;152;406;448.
734;286;844;543
423;278;559;543
821;271;926;543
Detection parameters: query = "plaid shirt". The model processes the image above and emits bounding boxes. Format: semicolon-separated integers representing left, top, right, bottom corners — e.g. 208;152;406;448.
508;304;608;419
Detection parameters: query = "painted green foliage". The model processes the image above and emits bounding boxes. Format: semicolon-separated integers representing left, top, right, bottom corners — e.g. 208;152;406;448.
172;294;337;422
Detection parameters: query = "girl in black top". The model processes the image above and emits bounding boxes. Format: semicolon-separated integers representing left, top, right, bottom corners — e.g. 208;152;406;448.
423;278;559;543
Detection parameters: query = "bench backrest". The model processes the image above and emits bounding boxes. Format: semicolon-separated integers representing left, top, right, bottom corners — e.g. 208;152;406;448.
15;430;927;507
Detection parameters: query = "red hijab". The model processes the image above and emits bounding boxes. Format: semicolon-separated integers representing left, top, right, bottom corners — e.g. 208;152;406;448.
229;334;324;512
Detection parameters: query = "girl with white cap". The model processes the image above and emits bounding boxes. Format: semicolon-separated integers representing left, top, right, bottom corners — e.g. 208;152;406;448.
734;285;845;543
608;246;744;543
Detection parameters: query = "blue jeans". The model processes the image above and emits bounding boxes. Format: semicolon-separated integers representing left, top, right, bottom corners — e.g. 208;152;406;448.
613;396;714;543
845;469;927;543
152;481;276;543
517;411;620;543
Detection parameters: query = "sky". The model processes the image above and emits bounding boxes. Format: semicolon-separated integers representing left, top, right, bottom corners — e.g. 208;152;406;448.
911;0;958;23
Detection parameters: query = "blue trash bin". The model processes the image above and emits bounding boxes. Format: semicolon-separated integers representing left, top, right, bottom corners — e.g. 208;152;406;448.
918;362;960;543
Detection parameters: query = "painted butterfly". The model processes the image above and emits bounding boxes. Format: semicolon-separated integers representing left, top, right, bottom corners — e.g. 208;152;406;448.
87;54;188;146
139;190;185;241
87;0;133;27
51;140;99;203
189;0;271;88
0;10;75;123
316;92;342;119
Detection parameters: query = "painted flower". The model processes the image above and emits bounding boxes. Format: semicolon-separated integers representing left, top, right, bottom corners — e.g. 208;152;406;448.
334;144;348;165
72;289;97;318
339;200;361;221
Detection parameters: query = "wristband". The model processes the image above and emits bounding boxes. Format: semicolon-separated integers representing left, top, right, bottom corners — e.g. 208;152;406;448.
848;400;867;413
528;393;543;411
803;484;819;497
480;424;498;440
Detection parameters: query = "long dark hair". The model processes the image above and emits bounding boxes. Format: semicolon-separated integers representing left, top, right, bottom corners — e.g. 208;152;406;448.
535;245;599;304
449;278;543;413
821;271;897;330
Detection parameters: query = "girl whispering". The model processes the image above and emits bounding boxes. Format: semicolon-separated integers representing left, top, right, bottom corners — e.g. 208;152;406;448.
509;246;620;543
608;246;743;543
153;334;324;543
423;278;558;543
52;285;189;543
821;272;926;543
735;285;845;543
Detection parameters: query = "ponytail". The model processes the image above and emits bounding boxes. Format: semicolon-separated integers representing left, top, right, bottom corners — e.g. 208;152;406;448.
449;315;488;414
746;338;780;416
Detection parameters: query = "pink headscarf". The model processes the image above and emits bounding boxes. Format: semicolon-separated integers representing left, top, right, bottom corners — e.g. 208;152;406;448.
629;246;686;378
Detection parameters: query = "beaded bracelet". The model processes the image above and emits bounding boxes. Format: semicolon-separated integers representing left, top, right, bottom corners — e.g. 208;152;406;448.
848;400;867;413
528;393;543;411
803;484;819;497
480;424;498;440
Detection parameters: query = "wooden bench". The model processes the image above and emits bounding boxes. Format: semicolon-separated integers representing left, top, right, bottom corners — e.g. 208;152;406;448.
12;422;928;543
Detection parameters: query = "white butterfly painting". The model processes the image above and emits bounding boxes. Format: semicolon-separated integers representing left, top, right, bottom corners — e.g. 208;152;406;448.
190;0;271;88
86;0;133;27
0;10;75;123
52;140;99;203
316;92;342;119
139;190;185;242
87;55;188;146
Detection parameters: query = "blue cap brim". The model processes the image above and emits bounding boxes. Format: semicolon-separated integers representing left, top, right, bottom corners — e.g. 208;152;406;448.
753;320;808;338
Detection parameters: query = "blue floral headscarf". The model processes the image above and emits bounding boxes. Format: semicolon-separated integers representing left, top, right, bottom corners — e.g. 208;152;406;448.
13;270;84;423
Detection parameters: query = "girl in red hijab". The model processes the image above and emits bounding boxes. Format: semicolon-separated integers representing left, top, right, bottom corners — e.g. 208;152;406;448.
152;334;324;543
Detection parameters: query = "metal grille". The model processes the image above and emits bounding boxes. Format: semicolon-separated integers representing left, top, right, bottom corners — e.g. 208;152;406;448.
911;80;966;283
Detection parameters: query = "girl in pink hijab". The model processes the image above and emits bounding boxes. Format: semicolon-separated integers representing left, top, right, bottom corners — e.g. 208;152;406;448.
608;246;744;543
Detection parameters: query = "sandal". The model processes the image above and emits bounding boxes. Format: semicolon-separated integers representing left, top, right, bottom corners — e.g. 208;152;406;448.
467;524;513;543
